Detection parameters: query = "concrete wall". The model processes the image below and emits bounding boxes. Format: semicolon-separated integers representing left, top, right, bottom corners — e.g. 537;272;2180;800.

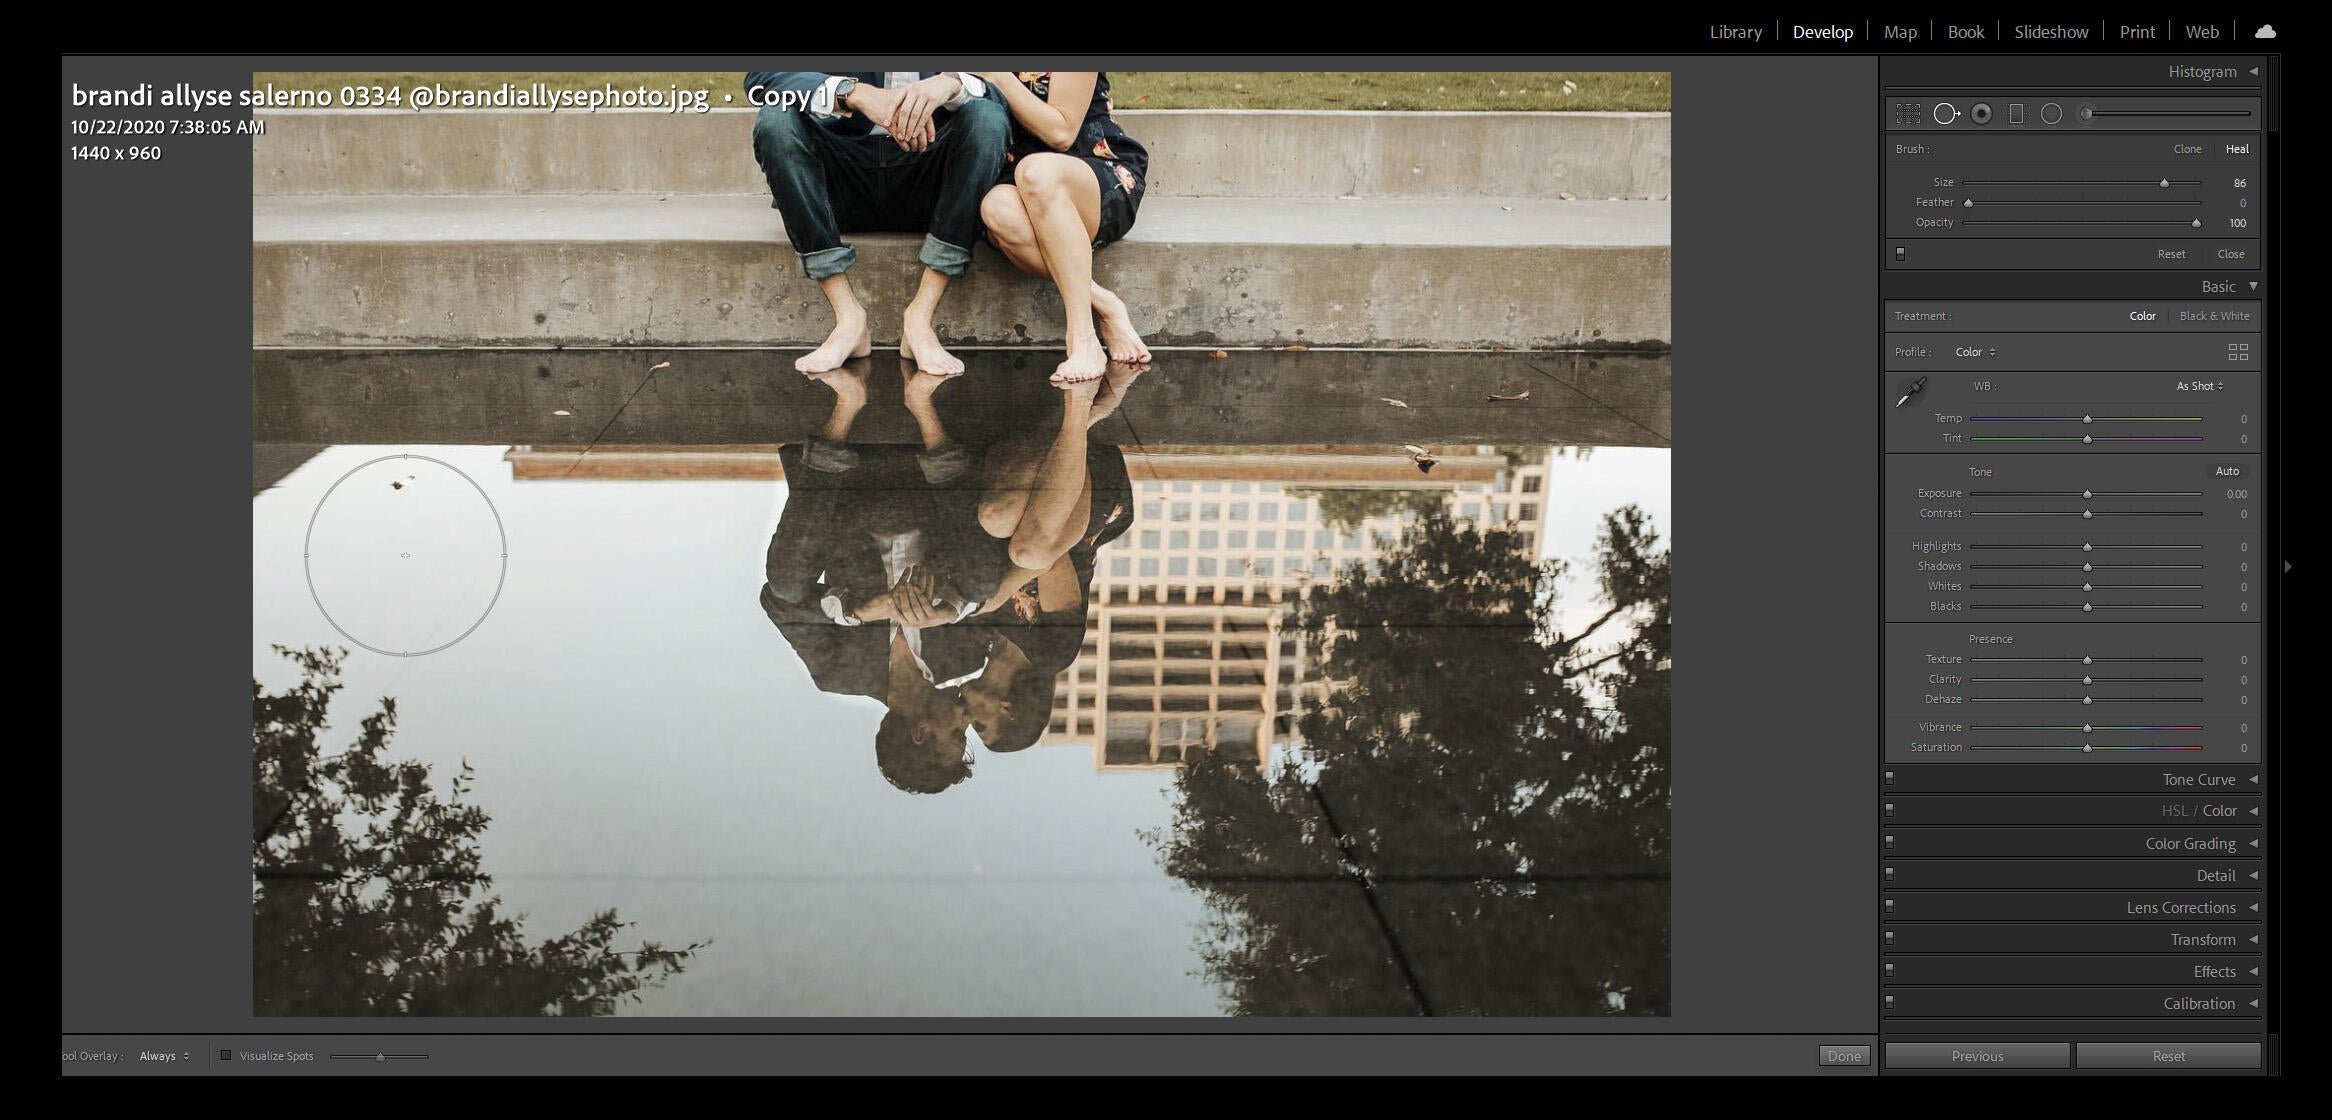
251;109;1670;200
252;235;1670;351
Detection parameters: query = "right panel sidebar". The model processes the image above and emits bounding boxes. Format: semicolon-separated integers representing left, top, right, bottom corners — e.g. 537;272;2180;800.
1877;51;2273;1075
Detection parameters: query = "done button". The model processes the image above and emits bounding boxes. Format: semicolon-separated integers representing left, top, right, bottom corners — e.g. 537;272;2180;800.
1819;1044;1873;1067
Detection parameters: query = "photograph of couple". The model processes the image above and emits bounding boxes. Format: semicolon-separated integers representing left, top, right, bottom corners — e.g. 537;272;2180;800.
747;71;1152;381
760;353;1139;794
250;66;1673;1019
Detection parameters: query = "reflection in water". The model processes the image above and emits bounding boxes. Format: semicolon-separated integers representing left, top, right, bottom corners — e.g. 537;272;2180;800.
251;346;1670;1016
252;647;704;1015
748;357;1671;1012
758;359;1137;793
1154;510;1671;1015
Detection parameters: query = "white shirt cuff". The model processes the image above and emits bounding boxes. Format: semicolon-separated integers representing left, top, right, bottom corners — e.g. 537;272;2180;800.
810;76;846;119
820;592;863;625
948;73;985;109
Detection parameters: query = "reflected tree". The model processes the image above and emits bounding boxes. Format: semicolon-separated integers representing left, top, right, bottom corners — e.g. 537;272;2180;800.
1155;509;1669;1016
253;647;705;1015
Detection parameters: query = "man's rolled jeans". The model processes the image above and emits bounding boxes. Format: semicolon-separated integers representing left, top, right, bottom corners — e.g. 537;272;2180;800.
753;97;1009;280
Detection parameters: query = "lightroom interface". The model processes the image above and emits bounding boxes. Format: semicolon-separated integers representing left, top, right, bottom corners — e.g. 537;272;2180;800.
60;29;2284;1077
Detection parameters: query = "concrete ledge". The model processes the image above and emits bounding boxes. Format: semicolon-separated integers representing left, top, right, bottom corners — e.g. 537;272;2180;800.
253;194;1671;349
252;109;1671;200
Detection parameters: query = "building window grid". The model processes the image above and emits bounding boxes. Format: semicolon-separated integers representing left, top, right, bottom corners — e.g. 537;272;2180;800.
1075;459;1559;765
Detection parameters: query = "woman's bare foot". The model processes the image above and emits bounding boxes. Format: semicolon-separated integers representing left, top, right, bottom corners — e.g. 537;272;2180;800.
1086;361;1145;425
796;306;871;374
900;317;966;376
1061;372;1104;406
1091;286;1151;365
1052;334;1108;384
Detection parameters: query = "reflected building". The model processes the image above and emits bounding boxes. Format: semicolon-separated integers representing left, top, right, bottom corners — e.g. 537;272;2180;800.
497;442;1563;774
1052;446;1556;771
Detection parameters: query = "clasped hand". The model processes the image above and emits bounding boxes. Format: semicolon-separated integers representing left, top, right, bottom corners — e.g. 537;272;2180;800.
843;74;961;153
849;565;959;627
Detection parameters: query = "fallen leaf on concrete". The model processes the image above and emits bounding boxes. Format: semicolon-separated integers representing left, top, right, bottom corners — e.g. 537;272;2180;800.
1281;344;1309;351
1491;346;1508;352
649;361;672;371
655;197;668;202
1380;398;1410;408
552;409;573;416
390;481;403;490
1401;445;1439;474
1210;350;1229;359
1487;390;1531;402
1558;192;1576;200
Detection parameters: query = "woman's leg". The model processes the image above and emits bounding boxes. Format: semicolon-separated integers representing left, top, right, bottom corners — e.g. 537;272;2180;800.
1002;381;1099;570
981;185;1051;278
984;182;1151;365
1088;283;1151;365
1013;154;1108;383
975;380;1100;566
977;436;1044;539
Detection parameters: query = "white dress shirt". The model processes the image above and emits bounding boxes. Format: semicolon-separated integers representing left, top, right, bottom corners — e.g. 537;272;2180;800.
809;72;988;135
816;527;982;682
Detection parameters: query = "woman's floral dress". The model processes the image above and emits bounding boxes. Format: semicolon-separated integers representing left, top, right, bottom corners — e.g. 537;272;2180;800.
998;72;1149;248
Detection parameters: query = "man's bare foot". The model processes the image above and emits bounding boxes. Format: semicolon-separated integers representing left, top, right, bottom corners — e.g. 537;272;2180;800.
804;359;870;401
1051;335;1108;384
902;359;959;404
900;318;965;376
1091;287;1151;364
796;309;871;374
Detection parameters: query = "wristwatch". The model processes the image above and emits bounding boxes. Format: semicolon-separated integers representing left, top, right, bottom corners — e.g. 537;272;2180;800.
831;76;859;109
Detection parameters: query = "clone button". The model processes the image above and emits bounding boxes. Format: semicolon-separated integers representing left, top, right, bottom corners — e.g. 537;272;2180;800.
2078;1043;2260;1069
1886;1043;2069;1069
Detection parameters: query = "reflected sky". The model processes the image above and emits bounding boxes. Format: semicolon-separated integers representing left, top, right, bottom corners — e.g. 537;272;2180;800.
252;368;1669;1017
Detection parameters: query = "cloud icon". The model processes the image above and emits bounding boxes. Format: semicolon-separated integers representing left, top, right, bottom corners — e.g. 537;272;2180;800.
2255;25;2276;38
